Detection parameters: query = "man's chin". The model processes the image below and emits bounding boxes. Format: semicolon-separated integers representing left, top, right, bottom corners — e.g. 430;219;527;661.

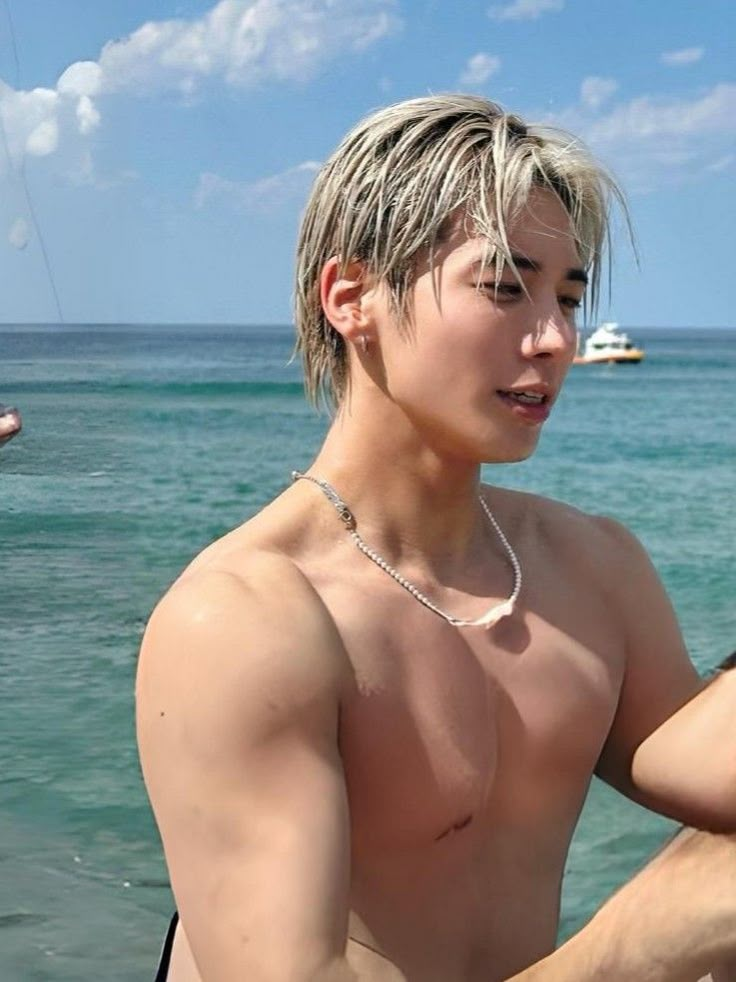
481;438;540;465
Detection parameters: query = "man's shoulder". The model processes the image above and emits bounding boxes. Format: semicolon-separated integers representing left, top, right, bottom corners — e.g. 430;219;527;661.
488;483;642;571
139;546;351;721
167;547;324;625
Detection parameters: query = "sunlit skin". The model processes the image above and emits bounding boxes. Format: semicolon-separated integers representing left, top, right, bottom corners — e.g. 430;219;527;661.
284;193;584;592
346;190;584;467
300;189;584;585
136;188;736;982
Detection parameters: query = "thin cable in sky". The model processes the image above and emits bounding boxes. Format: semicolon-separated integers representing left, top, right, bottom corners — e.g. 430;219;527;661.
1;0;65;324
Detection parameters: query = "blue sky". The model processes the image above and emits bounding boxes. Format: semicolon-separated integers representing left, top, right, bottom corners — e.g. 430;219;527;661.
0;0;733;327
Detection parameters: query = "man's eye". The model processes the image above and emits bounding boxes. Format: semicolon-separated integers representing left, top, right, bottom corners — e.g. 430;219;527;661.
559;296;582;310
480;282;522;298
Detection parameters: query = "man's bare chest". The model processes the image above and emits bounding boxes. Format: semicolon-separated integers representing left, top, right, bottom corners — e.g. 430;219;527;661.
328;581;626;855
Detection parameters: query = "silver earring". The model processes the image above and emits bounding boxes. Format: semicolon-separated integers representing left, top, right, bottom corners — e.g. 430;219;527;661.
359;335;368;353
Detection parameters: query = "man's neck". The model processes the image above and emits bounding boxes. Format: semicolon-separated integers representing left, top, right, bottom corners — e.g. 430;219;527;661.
307;395;494;580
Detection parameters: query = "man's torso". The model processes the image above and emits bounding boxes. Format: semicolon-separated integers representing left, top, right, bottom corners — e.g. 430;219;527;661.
167;485;628;982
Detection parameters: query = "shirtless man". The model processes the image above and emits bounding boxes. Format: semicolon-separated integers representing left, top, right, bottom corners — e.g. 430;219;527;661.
136;95;736;981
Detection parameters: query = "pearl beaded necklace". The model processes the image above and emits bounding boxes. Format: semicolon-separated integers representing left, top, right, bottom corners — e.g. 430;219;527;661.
291;471;521;629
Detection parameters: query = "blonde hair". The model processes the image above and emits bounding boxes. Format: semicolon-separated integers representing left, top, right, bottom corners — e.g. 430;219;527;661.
294;93;626;408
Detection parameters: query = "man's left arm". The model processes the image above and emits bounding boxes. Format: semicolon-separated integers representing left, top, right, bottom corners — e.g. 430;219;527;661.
593;517;736;833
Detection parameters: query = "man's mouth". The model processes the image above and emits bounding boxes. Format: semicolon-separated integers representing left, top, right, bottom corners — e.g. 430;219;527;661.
496;388;552;423
497;389;549;406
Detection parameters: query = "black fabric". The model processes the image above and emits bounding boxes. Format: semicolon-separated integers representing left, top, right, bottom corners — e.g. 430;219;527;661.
154;911;179;982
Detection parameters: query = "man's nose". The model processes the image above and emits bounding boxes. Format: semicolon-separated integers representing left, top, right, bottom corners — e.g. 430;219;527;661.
520;305;577;360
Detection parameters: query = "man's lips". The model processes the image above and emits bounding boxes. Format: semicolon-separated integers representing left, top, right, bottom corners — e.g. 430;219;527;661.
496;386;553;422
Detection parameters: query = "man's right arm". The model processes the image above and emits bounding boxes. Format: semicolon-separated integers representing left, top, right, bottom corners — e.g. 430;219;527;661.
136;557;379;982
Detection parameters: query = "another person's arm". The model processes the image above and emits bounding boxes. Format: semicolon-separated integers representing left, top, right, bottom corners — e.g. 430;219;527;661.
592;519;736;832
507;518;736;981
507;826;736;981
136;557;395;982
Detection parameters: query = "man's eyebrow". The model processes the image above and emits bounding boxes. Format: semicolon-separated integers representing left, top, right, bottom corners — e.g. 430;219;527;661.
469;253;588;284
564;267;589;285
508;253;540;273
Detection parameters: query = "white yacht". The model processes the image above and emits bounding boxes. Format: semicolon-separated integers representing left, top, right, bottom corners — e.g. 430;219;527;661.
574;322;645;364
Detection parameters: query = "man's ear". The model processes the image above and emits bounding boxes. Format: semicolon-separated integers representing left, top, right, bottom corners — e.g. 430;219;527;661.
319;257;373;347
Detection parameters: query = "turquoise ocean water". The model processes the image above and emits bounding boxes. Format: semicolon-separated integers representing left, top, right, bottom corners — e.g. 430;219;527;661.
1;324;734;980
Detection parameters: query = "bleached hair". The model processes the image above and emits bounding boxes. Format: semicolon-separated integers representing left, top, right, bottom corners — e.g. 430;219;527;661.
294;93;627;409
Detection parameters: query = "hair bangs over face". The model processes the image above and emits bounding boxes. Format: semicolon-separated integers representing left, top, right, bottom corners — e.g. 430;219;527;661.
294;94;627;409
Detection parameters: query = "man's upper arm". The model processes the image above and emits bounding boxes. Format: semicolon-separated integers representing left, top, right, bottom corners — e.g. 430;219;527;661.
136;558;354;981
591;517;728;827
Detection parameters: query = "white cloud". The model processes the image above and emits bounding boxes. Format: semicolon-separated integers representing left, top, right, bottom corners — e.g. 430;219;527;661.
196;160;321;212
0;1;398;177
8;216;30;250
26;118;59;157
57;61;103;98
459;53;501;88
580;76;618;110
76;95;101;135
661;46;704;67
546;82;736;193
93;0;400;95
584;83;736;143
704;154;734;174
489;0;563;22
0;83;58;166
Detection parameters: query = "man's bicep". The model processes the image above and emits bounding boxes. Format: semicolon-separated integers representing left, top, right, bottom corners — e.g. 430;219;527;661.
165;720;352;982
137;566;354;981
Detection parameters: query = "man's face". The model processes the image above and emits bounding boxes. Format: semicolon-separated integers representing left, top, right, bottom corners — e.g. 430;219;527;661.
365;189;584;464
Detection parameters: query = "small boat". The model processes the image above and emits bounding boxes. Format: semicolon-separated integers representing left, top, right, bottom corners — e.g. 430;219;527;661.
573;322;644;365
0;404;22;446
